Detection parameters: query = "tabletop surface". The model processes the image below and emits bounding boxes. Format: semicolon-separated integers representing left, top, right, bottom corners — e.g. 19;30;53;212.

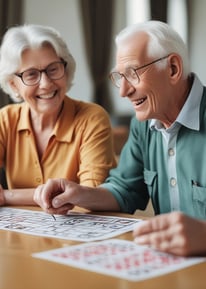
0;207;205;289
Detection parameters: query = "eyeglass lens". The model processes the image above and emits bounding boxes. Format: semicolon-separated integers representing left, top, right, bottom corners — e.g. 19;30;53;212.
21;61;66;85
111;68;140;88
110;55;169;88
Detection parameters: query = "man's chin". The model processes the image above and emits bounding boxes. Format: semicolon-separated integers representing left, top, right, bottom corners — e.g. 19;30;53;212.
135;112;148;122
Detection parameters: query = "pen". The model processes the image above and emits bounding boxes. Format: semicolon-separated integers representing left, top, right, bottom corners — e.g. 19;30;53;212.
47;205;56;221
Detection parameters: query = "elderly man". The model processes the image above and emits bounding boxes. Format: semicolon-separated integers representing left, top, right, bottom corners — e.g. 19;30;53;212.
34;21;206;256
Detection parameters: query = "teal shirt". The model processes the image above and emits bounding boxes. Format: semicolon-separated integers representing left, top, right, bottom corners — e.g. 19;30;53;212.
101;75;206;219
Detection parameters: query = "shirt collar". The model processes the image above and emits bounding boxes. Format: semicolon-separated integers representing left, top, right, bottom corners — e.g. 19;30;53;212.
17;102;31;131
17;96;76;142
150;73;203;131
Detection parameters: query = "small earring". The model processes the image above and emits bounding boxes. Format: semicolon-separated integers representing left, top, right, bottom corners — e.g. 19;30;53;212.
15;92;21;99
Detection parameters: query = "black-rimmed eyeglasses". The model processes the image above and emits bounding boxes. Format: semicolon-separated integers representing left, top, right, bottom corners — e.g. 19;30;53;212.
14;60;67;86
109;55;169;88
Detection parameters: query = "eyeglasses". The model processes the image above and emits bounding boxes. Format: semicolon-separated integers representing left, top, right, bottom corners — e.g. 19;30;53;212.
109;55;169;88
15;60;67;86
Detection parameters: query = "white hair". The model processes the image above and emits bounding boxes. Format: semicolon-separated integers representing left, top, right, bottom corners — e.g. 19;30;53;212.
115;20;190;78
0;24;76;102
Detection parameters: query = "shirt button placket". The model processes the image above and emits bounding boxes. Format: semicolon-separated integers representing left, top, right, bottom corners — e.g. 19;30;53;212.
170;177;177;187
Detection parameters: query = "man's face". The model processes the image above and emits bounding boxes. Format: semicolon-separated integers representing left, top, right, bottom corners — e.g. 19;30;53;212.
114;33;172;124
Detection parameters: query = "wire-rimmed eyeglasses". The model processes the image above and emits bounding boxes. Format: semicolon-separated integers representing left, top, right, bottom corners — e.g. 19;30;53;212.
109;55;169;88
14;60;67;86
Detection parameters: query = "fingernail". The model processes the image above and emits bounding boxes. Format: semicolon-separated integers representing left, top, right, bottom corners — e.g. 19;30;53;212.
134;236;146;244
53;198;60;208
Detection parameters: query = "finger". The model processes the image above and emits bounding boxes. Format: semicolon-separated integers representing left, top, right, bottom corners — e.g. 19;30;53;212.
35;179;63;209
46;203;74;215
149;235;186;256
34;185;50;209
133;216;175;245
134;229;171;248
51;186;73;208
133;220;154;236
134;223;188;256
133;213;174;238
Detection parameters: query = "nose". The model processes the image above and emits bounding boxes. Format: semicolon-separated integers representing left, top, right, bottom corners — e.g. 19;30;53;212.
39;71;53;87
119;77;135;98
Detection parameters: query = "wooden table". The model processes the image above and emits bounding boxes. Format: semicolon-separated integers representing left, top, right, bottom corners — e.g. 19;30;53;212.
0;207;205;289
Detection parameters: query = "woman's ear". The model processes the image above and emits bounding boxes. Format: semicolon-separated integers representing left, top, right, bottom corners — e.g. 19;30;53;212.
8;79;22;100
9;79;20;96
9;79;18;91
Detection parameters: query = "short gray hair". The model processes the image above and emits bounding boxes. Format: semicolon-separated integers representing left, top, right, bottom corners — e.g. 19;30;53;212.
115;20;190;78
0;24;76;101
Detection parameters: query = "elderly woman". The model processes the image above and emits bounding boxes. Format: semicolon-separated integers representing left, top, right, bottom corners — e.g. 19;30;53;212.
0;24;116;206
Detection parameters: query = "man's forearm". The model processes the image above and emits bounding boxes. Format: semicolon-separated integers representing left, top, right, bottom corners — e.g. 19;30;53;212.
75;186;121;212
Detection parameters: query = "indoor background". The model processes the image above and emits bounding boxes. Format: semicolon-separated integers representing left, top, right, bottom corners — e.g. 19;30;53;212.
0;0;204;215
0;0;205;125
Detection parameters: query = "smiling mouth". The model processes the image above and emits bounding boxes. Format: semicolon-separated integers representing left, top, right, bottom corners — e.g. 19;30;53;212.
134;97;147;106
37;90;57;99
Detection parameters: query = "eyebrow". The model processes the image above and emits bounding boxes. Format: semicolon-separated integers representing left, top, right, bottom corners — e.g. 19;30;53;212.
19;60;62;72
111;64;139;74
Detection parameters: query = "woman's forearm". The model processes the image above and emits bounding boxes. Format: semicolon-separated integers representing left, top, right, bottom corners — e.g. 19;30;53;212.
3;188;36;206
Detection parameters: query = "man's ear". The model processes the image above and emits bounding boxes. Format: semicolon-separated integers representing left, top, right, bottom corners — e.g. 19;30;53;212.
170;63;177;76
168;54;182;81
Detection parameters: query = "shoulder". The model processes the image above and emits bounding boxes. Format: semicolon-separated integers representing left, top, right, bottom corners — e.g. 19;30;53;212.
0;103;24;121
65;96;110;121
64;97;112;134
126;117;153;150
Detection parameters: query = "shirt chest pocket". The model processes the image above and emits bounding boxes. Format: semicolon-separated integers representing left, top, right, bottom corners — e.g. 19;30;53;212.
143;169;157;198
192;185;206;219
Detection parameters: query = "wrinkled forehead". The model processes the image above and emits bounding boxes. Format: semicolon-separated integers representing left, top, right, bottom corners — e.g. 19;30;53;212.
115;31;149;70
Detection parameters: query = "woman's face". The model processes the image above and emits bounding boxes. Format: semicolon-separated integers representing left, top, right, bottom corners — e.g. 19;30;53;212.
10;45;67;116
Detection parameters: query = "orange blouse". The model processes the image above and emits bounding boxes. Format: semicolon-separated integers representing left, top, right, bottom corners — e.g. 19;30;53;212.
0;96;116;189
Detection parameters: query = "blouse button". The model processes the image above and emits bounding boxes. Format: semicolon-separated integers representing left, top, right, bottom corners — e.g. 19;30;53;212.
36;177;42;183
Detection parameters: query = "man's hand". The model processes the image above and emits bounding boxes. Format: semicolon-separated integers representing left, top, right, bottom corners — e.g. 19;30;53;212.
133;212;206;256
33;179;77;215
34;178;120;214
